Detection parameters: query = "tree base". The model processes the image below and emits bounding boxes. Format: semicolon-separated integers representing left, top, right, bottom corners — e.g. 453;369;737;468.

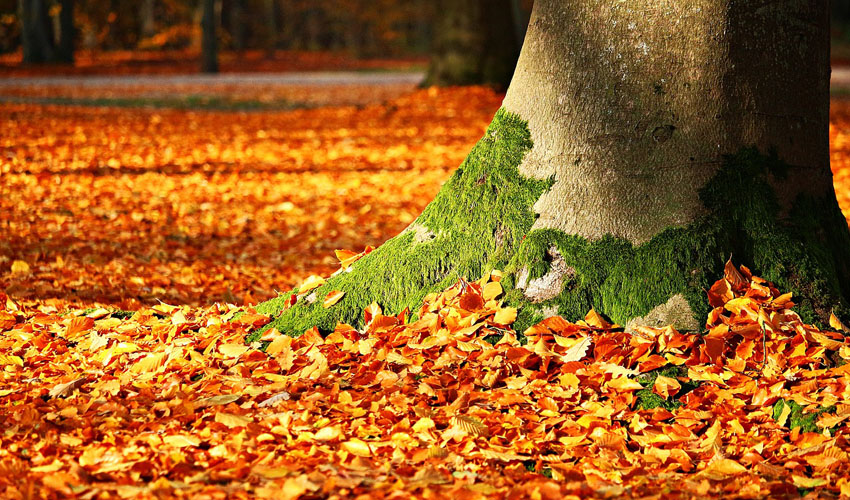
255;111;850;339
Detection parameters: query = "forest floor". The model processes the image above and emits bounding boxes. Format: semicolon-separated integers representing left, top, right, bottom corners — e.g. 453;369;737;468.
2;82;850;498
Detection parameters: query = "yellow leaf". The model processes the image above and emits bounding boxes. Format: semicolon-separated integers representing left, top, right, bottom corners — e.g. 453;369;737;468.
412;417;436;432
452;415;488;436
323;290;345;308
197;394;241;407
792;475;827;488
314;426;341;441
163;434;200;448
214;412;253;428
829;312;848;332
606;376;644;391
130;352;167;373
0;354;23;366
152;302;179;315
653;375;681;398
584;308;610;328
482;281;503;301
30;460;63;473
219;343;249;358
335;249;362;269
561;336;592;362
299;275;326;293
386;351;413;365
10;260;30;274
493;307;517;325
704;458;747;476
776;402;791;427
341;438;372;457
265;335;292;356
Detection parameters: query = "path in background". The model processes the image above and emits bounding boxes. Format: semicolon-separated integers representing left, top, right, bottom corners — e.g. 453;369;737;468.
0;71;426;109
833;66;850;90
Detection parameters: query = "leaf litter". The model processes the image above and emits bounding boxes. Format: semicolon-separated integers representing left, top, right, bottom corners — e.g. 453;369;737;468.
2;260;850;498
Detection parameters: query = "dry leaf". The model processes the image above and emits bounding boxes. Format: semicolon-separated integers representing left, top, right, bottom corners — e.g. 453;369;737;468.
323;290;345;308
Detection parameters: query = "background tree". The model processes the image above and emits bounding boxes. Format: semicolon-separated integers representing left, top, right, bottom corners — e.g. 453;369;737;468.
19;0;55;62
200;0;217;72
139;0;155;41
257;0;850;336
424;0;523;88
56;0;73;62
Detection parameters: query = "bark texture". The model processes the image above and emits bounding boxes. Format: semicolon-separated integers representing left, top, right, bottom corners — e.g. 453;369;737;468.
424;0;521;89
201;0;218;73
256;0;850;337
57;0;74;63
504;0;831;244
19;0;55;63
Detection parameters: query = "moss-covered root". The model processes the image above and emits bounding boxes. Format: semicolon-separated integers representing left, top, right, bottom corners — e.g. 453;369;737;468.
255;109;552;337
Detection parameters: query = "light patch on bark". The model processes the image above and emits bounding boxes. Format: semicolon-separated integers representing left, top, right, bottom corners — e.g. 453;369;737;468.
516;247;574;302
405;222;437;244
625;294;699;333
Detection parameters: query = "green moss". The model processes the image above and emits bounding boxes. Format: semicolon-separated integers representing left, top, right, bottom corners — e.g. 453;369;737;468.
772;399;837;433
633;365;699;411
254;109;552;337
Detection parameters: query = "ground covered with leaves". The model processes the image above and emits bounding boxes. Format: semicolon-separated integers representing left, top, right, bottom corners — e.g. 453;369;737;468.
2;262;850;499
2;90;850;498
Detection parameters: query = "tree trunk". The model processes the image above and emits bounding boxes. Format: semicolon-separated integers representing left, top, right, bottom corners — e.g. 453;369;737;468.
200;0;218;73
263;0;277;56
424;0;521;89
229;0;245;51
257;0;850;337
19;0;55;63
56;0;74;63
139;0;155;40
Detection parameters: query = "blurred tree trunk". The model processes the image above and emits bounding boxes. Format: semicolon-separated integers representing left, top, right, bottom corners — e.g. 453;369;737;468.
835;1;850;22
263;0;277;56
140;0;155;40
305;7;321;50
201;0;218;73
229;0;245;51
508;0;528;47
19;0;56;63
425;0;521;88
57;0;74;63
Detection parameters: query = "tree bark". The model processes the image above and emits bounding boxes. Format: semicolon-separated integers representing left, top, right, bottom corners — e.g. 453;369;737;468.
424;0;521;88
57;0;74;63
263;0;277;56
229;0;245;51
257;0;850;337
19;0;55;63
200;0;218;73
139;0;155;40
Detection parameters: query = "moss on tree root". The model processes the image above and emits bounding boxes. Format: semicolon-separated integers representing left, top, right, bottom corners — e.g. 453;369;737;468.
255;110;850;338
255;109;552;336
